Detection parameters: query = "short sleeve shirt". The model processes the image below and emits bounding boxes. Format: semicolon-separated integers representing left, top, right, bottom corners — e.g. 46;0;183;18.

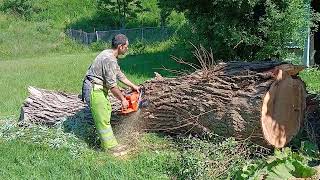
85;49;126;88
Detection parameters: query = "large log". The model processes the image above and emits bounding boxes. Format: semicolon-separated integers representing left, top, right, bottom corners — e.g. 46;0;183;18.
19;61;306;148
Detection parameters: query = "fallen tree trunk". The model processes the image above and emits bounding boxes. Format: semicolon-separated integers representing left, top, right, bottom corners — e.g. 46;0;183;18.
19;61;306;148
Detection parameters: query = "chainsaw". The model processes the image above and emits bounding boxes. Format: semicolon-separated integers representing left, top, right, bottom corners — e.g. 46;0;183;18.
121;87;145;115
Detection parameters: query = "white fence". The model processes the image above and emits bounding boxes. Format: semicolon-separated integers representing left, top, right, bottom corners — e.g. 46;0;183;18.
66;27;172;45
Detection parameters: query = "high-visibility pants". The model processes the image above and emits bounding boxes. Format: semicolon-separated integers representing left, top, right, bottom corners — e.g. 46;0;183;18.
90;87;118;150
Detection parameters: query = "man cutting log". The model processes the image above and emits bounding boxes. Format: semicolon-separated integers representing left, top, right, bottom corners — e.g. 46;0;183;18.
81;34;139;156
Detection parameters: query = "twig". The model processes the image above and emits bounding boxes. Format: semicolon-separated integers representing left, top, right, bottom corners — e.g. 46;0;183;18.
170;55;201;70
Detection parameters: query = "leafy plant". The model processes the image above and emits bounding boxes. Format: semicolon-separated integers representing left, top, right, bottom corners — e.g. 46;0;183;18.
235;147;317;180
90;40;108;52
172;135;270;180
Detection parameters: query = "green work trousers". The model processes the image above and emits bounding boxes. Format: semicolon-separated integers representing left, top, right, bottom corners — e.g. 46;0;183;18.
90;88;118;150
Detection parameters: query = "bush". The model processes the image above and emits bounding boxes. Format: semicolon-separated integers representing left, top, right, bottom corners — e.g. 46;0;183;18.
89;41;108;52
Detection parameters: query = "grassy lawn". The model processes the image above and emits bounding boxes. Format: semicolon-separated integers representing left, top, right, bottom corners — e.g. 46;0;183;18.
0;134;178;179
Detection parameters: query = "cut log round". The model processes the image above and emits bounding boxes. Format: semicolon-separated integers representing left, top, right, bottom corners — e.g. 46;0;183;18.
19;61;306;148
261;70;306;147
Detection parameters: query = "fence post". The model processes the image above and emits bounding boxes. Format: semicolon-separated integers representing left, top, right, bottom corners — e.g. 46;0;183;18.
80;29;82;43
141;28;144;42
85;32;88;44
70;29;73;39
96;31;99;41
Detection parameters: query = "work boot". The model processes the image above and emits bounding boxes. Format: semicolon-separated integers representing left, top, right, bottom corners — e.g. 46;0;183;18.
108;144;130;157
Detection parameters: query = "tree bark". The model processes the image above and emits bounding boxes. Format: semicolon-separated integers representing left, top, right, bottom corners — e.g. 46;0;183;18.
19;61;306;148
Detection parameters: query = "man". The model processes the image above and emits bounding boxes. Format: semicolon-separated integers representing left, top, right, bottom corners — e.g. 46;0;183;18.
82;34;139;156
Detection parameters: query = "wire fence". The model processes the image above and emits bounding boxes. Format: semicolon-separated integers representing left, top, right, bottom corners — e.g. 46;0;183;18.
66;27;173;45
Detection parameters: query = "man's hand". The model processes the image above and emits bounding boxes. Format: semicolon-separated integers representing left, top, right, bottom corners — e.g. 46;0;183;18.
121;99;129;109
120;78;139;93
110;86;127;105
131;85;140;93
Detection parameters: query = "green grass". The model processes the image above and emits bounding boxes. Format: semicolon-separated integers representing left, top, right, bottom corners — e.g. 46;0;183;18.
0;135;178;179
0;12;88;60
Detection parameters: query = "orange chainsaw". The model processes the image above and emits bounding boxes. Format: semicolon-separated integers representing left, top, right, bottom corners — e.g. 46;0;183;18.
121;87;145;115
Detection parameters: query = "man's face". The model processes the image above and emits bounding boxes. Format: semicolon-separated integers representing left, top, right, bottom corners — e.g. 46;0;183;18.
118;40;129;55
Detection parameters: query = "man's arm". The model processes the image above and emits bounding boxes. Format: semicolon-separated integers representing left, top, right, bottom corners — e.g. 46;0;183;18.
120;78;139;92
110;86;129;109
102;61;130;109
115;64;139;92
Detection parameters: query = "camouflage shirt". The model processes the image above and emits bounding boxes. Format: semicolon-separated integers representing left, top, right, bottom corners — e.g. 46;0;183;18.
85;49;126;89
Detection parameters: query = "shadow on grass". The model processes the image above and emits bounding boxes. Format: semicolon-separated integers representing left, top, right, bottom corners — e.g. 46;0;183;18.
118;50;193;80
62;106;100;149
61;105;143;150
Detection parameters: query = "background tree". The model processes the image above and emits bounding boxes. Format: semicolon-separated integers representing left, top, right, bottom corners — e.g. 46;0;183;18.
98;0;144;29
159;0;317;61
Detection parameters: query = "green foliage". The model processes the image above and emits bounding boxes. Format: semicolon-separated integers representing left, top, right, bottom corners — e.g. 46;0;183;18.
171;135;268;180
283;52;304;65
256;0;312;58
159;0;317;61
135;0;161;27
166;11;187;29
127;37;177;55
235;147;317;180
68;0;163;31
299;67;320;93
1;0;43;19
89;41;109;52
97;0;144;29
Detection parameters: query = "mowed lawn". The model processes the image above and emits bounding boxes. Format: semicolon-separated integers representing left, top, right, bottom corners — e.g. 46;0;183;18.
0;51;183;117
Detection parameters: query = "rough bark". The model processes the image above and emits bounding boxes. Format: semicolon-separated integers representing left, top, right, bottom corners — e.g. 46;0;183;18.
19;61;306;148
